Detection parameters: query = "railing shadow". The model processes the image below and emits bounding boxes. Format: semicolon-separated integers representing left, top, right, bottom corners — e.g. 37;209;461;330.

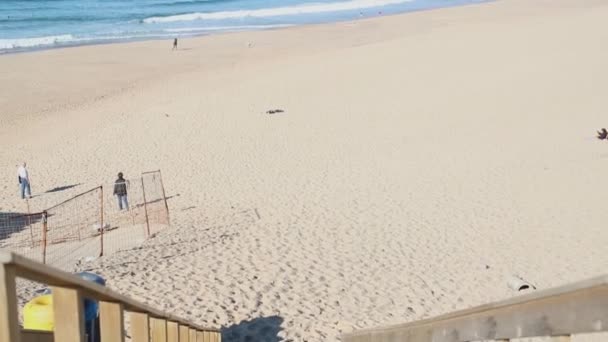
221;316;284;342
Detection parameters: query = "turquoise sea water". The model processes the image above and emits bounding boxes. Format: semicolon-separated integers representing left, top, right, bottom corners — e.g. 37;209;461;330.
0;0;490;53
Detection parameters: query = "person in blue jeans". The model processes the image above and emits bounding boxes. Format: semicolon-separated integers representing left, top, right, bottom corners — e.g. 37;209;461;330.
17;162;32;199
113;172;129;210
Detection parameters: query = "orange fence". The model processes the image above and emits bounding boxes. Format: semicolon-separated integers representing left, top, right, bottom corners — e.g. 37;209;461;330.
0;171;170;271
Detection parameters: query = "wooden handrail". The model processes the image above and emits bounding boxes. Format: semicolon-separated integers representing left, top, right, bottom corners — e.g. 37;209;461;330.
0;251;219;342
342;274;608;341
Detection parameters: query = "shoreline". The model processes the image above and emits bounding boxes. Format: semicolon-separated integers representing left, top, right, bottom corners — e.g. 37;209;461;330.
0;0;503;131
0;1;494;56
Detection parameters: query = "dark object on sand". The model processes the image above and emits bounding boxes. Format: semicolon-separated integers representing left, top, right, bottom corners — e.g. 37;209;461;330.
597;128;607;140
173;38;178;50
266;109;284;114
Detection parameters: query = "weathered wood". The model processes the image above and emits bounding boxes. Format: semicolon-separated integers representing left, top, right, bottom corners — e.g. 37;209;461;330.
196;331;204;342
0;265;20;342
51;287;85;342
179;325;190;342
21;330;54;342
0;252;217;332
343;278;608;342
167;321;179;342
99;301;125;342
203;331;212;342
549;337;571;342
130;312;150;342
189;328;197;342
151;318;168;342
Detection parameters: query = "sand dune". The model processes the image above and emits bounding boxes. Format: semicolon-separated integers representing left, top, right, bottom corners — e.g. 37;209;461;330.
2;0;608;340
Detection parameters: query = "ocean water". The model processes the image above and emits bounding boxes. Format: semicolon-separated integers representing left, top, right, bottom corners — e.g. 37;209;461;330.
0;0;489;53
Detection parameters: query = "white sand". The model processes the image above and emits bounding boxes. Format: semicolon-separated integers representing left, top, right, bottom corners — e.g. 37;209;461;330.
2;0;608;340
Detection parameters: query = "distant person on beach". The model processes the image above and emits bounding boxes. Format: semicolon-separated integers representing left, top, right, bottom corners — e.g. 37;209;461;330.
17;162;31;199
113;172;129;210
173;38;178;50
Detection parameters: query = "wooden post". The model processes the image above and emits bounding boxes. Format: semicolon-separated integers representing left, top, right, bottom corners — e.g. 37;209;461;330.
203;331;211;342
0;264;20;342
99;186;104;257
100;301;125;342
130;312;150;342
51;286;85;342
151;318;168;342
157;171;170;226
167;321;179;342
179;325;190;342
41;211;48;264
196;331;204;342
189;328;196;342
141;177;151;237
217;332;221;342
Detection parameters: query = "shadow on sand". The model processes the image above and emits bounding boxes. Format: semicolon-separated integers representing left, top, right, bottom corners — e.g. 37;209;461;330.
221;316;284;342
45;183;81;193
0;211;44;242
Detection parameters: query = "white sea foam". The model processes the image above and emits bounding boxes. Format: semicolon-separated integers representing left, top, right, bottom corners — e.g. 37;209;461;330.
0;35;75;50
143;0;413;23
165;24;292;33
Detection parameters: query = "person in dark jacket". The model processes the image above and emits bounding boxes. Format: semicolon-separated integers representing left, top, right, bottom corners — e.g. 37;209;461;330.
113;172;129;210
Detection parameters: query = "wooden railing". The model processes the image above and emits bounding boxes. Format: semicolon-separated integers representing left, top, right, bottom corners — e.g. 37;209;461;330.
342;274;608;342
0;251;220;342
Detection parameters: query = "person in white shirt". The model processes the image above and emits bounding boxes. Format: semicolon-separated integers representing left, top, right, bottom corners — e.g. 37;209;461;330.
17;162;31;199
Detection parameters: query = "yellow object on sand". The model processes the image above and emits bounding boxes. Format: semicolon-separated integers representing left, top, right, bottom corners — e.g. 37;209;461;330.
23;295;54;331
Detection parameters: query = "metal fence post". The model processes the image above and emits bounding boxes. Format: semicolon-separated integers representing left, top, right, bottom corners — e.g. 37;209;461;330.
141;177;151;237
41;211;48;264
26;199;34;248
157;171;170;226
100;186;104;257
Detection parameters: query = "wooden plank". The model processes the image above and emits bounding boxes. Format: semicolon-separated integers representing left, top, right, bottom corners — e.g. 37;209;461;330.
343;282;608;342
196;331;204;342
130;312;150;342
0;252;218;333
189;328;196;342
211;332;219;342
549;337;571;342
151;318;168;342
203;331;211;342
51;287;85;342
21;330;54;342
167;321;179;342
99;301;125;342
0;265;20;342
179;325;190;342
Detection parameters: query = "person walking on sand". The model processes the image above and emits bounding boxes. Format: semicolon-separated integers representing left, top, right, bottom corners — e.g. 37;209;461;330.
173;38;178;50
113;172;129;211
17;162;31;199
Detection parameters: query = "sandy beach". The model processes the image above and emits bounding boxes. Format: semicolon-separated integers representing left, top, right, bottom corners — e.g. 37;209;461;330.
2;0;608;340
